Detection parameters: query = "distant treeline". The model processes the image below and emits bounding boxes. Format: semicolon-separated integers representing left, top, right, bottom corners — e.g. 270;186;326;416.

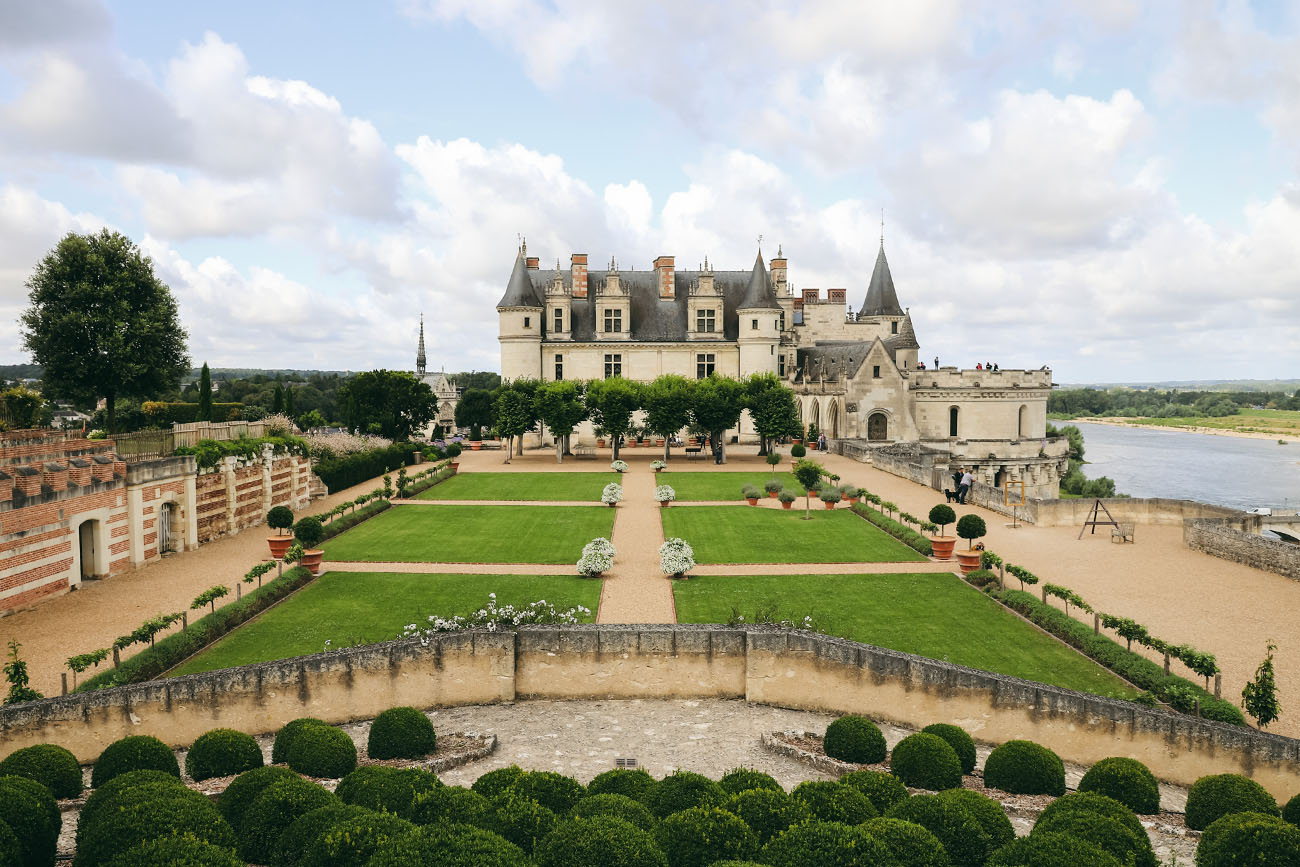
1049;388;1300;418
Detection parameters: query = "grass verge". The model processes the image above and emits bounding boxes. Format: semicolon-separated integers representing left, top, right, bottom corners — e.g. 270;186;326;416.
660;506;926;563
417;471;618;501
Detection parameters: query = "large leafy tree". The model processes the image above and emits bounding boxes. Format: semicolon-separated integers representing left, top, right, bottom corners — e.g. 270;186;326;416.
20;229;190;432
533;380;589;463
494;385;535;462
746;373;801;456
0;386;45;430
455;388;496;440
690;374;746;463
585;377;642;459
338;369;435;440
643;375;695;461
197;363;213;422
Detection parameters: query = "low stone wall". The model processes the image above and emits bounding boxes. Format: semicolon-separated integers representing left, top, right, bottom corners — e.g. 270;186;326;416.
1030;497;1240;528
1185;517;1300;581
3;626;1298;798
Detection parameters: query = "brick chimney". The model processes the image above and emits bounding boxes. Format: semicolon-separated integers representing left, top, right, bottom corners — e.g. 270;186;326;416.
803;288;820;303
525;257;539;270
770;253;787;293
571;254;588;299
654;256;675;299
828;288;846;305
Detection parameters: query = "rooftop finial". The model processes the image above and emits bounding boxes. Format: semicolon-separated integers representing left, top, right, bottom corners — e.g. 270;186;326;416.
777;243;783;257
880;209;885;247
520;235;527;256
757;233;763;252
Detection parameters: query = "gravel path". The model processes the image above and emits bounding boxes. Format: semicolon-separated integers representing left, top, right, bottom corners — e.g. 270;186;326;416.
596;465;676;623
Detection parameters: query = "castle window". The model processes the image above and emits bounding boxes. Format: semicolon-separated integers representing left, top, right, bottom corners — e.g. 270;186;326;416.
553;308;563;333
751;318;758;330
524;316;531;328
604;353;622;378
779;355;786;377
603;308;623;333
779;311;786;330
949;406;960;437
891;321;898;334
873;365;881;379
555;354;563;381
696;309;716;332
696;353;715;379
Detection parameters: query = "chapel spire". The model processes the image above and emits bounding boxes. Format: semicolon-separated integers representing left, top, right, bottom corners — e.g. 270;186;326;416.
859;241;903;317
416;313;427;375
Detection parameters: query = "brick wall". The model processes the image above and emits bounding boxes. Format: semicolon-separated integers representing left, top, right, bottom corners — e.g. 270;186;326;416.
195;452;314;544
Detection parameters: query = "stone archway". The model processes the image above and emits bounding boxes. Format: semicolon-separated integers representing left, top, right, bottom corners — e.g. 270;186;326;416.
827;400;840;439
1018;404;1029;439
867;412;888;441
809;399;820;434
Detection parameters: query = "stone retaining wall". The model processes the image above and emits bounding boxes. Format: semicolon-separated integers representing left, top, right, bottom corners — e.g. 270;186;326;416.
1184;516;1300;581
3;625;1299;798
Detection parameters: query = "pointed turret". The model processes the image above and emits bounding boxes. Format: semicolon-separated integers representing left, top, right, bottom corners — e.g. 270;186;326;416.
860;242;903;317
416;314;427;375
496;251;542;309
895;310;919;350
737;250;781;310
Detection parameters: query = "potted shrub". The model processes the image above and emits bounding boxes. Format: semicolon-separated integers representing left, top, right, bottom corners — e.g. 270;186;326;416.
742;485;761;506
789;443;807;468
655;484;676;507
764;479;783;498
840;485;859;505
610;459;628;474
445;441;462;470
778;490;797;510
266;506;295;558
819;487;842;509
651;460;666;473
927;505;957;560
577;538;615;578
469;425;483;451
659;537;695;579
292;516;326;575
955;513;987;573
595;426;607;449
602;482;623;507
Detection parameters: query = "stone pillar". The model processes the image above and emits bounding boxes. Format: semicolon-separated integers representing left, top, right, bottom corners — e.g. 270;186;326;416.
127;484;146;566
262;444;276;514
223;456;238;535
183;473;199;551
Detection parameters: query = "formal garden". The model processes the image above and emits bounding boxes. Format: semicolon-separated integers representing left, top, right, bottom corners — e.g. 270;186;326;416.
660;507;926;564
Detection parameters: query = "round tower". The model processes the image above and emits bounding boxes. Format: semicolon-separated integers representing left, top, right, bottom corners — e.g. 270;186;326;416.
496;248;543;381
736;250;782;377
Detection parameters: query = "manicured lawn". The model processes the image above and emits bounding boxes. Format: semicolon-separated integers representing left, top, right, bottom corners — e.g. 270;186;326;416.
660;506;926;563
673;572;1140;700
417;472;618;501
322;505;615;563
171;572;599;675
659;471;809;501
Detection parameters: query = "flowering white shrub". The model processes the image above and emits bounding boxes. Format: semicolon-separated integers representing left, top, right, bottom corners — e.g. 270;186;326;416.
650;460;666;471
601;483;623;504
303;430;393;460
610;460;628;473
577;536;616;577
659;537;695;576
400;593;592;645
261;412;299;437
654;484;676;502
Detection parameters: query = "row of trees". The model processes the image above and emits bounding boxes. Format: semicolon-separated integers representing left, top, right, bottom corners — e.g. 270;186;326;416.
456;373;803;463
1050;387;1300;418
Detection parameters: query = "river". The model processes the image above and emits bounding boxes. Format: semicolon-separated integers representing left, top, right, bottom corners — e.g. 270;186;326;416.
1068;421;1300;511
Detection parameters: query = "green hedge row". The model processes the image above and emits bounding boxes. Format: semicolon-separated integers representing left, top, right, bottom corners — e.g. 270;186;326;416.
314;443;419;493
851;504;933;556
991;590;1244;725
402;466;455;499
142;401;244;425
76;567;316;693
320;500;391;541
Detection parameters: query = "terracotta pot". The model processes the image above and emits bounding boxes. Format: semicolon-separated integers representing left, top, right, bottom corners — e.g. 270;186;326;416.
746;497;759;506
449;461;459;471
300;549;324;575
768;490;777;498
955;550;982;574
625;440;634;448
654;467;663;473
847;496;859;505
930;537;956;560
267;535;293;559
607;502;617;508
470;441;482;451
824;501;837;509
659;500;670;508
793;438;802;445
656;438;665;446
781;501;793;509
597;439;606;448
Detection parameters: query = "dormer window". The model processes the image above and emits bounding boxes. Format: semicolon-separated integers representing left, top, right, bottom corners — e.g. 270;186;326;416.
553;308;563;333
603;309;622;333
696;309;716;333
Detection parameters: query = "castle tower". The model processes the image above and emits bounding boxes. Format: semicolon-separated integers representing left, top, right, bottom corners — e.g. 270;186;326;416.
415;314;427;376
895;309;920;371
496;247;543;381
735;250;782;377
858;241;905;335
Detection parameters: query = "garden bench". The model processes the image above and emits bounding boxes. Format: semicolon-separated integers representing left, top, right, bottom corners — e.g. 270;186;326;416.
685;445;704;461
572;445;596;460
1111;522;1135;544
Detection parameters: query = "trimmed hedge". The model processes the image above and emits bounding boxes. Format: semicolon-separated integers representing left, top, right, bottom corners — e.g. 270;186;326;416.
369;824;530;867
852;503;933;556
937;789;1014;851
570;793;657;831
717;768;783;795
990;589;1245;724
336;766;440;815
655;806;756;867
320;499;391;541
286;724;357;779
77;566;316;692
509;770;585;814
983;740;1065;796
77;771;184;845
273;717;329;765
217;765;301;829
401;465;456;499
890;733;963;791
839;770;910;813
103;836;242;867
886;794;992;867
315;443;419;493
0;775;59;867
859;817;951;867
586;768;657;802
987;832;1123;867
1034;792;1150;865
645;770;726;818
1078;757;1160;814
0;744;82;798
485;791;557;853
760;820;894;867
1197;811;1300;867
185;728;264;781
76;785;235;867
723;789;809;845
0;821;21;867
962;568;999;590
239;777;338;863
1185;773;1279;830
472;766;525;800
1285;791;1300;826
302;811;415;867
270;804;370;867
536;816;666;867
409;785;492;826
921;724;977;775
790;780;877;825
1033;810;1156;867
90;735;180;787
823;714;887;764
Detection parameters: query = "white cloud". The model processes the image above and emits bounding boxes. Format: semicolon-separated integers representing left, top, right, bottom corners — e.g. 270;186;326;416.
0;0;112;49
1052;43;1083;81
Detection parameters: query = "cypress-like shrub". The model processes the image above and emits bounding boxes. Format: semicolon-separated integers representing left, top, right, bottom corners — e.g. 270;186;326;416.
987;832;1123;867
238;776;339;863
645;770;726;818
717;768;783;795
273;717;329;764
1185;773;1279;830
510;770;585;814
839;769;910;813
408;785;492;826
536;816;667;867
1284;791;1300;826
368;824;530;867
760;820;894;867
1033;810;1156;867
103;836;242;867
822;714;887;764
472;765;525;800
570;793;657;831
723;788;809;845
1197;811;1300;867
889;733;963;791
1078;757;1160;814
790;780;877;824
586;767;657;802
0;775;59;867
336;766;440;815
937;788;1014;850
270;804;369;867
655;806;756;867
90;735;179;787
185;728;264;781
983;740;1065;796
886;793;992;867
921;723;977;775
76;771;183;845
1035;792;1147;851
301;811;414;867
76;786;235;867
859;817;950;867
367;706;437;760
0;744;82;798
217;765;301;828
485;791;557;853
286;724;357;778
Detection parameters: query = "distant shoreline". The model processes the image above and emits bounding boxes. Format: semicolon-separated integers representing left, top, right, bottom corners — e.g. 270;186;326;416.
1064;417;1300;444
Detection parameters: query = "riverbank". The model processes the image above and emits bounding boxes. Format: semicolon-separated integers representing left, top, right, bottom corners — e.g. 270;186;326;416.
1063;416;1300;444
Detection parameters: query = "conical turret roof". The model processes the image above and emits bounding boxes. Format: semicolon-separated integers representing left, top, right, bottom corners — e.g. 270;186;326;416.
736;250;781;310
496;252;542;309
860;243;903;316
895;311;919;349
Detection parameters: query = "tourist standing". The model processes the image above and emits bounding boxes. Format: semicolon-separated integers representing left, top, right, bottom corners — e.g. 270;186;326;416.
958;469;973;504
818;433;827;451
934;356;939;368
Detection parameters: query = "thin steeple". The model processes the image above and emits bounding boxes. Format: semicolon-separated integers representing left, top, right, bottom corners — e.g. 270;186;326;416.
860;240;903;317
416;314;427;375
737;248;781;310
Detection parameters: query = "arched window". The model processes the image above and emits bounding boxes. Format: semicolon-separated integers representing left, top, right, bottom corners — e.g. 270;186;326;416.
1018;404;1029;439
949;406;959;438
867;412;888;441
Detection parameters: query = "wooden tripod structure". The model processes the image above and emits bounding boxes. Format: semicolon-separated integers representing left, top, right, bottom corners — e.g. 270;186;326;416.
1078;498;1121;539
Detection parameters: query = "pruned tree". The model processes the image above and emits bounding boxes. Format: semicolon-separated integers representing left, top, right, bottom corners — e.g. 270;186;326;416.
585;377;642;460
533;380;588;463
455;388;496;441
690;374;746;464
643;374;694;461
1242;640;1281;729
746;373;801;455
494;386;533;463
792;458;826;520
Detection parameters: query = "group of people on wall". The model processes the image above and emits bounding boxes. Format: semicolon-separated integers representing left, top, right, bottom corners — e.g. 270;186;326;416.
943;467;975;504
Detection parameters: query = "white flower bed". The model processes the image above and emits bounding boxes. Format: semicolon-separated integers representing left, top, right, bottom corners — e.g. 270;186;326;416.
577;536;616;577
610;459;628;473
650;460;666;471
601;482;624;504
401;593;591;643
659;537;695;576
654;484;676;502
303;430;393;460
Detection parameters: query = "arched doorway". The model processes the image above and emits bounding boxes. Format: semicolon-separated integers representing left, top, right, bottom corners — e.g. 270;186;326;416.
867;412;888;441
949;406;960;438
827;401;840;439
158;503;176;555
809;400;820;434
78;521;98;580
1018;404;1029;439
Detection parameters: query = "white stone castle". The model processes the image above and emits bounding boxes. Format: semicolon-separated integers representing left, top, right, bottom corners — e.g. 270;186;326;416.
497;241;1067;498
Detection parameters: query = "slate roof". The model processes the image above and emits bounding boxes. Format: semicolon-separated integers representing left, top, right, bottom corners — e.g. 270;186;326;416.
859;243;903;317
795;336;912;382
496;253;543;309
737;252;782;310
895;312;920;350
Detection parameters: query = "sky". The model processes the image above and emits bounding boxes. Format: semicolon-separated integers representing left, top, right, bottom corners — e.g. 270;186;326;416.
1;0;1299;382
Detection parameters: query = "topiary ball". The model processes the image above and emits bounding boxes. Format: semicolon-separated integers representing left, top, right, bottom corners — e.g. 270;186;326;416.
1197;811;1300;867
103;836;242;867
472;766;525;800
886;793;992;867
0;744;83;799
238;776;339;863
859;816;951;867
723;788;809;846
982;740;1065;796
367;706;437;760
76;770;184;846
570;793;657;831
986;832;1123;867
921;724;977;775
839;770;910;813
790;780;877;825
717;768;783;795
509;770;585;814
1285;791;1300;826
301;811;414;867
586;768;657;802
645;770;726;818
1185;773;1279;831
90;735;180;787
937;788;1014;851
1035;792;1147;851
273;717;329;765
76;784;236;867
485;791;557;854
1078;757;1160;814
216;765;300;829
760;820;893;867
185;728;264;782
655;806;756;867
336;766;441;816
0;820;21;867
890;733;963;791
368;823;530;867
1033;809;1155;867
270;804;370;867
409;785;493;826
286;723;357;779
822;715;887;764
0;775;59;867
535;815;667;867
